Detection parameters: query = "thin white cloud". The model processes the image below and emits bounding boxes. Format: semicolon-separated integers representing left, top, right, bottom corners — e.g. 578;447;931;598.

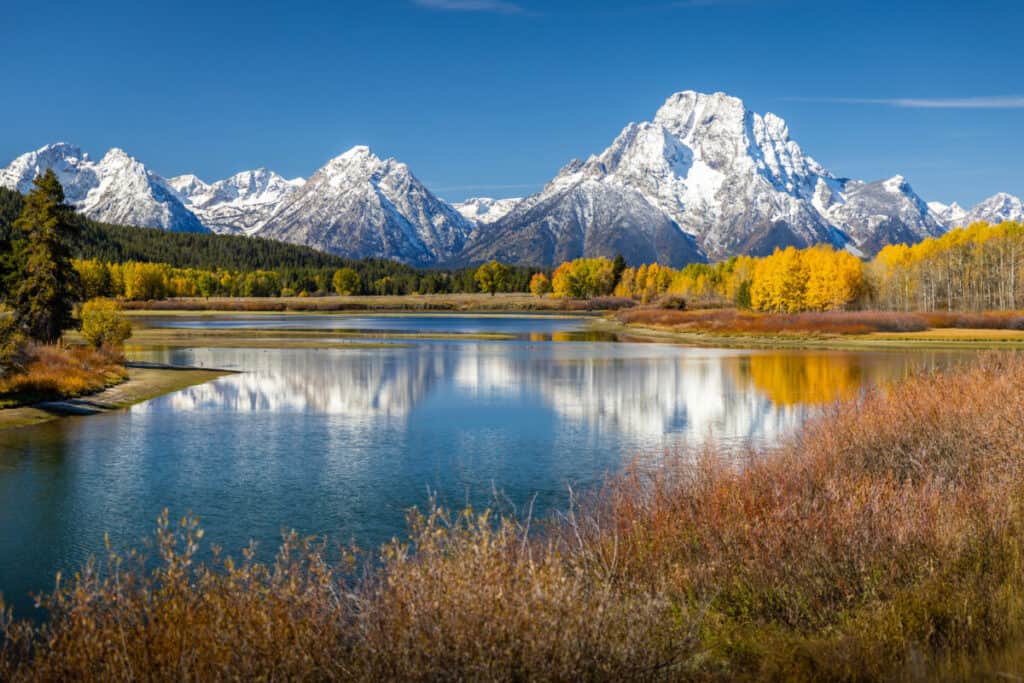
412;0;525;13
792;96;1024;109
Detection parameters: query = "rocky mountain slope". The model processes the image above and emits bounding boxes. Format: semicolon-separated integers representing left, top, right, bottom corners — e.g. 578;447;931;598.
3;93;1020;267
463;91;956;266
0;143;207;233
256;146;475;265
961;192;1024;227
169;169;304;235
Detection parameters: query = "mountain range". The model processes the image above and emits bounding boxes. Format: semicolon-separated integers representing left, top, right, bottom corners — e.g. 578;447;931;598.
2;91;1021;267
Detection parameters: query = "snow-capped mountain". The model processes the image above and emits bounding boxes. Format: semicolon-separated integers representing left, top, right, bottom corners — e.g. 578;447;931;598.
453;197;521;224
464;91;947;267
0;143;207;233
820;175;945;255
169;169;304;235
961;192;1024;227
459;167;706;267
257;146;475;265
4;99;1019;267
927;200;968;229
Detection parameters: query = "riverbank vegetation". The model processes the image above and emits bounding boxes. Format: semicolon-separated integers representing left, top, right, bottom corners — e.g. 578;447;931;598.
0;343;126;408
0;174;136;408
119;292;634;313
616;307;1024;337
2;353;1023;679
1;186;541;298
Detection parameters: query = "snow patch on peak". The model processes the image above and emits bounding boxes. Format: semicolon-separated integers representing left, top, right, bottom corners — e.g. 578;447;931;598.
453;197;521;224
171;167;305;235
883;175;909;193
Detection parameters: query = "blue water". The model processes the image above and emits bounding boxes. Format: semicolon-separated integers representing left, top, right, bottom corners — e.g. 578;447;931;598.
142;313;600;337
0;315;969;618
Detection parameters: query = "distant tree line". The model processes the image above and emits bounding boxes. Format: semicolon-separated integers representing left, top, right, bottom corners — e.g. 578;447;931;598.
10;181;1021;311
0;186;541;298
595;221;1024;313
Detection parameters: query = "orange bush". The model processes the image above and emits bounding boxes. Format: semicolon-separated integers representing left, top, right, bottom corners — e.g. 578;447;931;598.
0;344;126;406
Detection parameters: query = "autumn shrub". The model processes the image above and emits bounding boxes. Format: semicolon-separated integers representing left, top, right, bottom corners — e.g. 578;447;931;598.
79;298;133;349
922;311;1024;330
0;317;29;379
657;294;687;310
0;344;127;406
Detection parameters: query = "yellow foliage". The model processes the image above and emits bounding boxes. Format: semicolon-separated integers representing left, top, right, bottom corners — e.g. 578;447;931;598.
749;245;863;313
529;272;551;297
868;221;1024;311
80;298;133;349
550;258;615;298
740;352;864;406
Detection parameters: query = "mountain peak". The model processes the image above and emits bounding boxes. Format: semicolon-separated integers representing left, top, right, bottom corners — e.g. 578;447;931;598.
653;90;747;138
0;143;206;233
958;192;1024;226
989;191;1022;204
258;149;472;265
336;145;380;163
36;141;86;159
883;175;909;192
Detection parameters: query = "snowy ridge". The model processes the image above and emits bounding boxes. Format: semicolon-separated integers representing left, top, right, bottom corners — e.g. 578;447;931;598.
0;143;207;233
467;91;961;266
453;197;521;224
960;193;1024;227
928;201;968;228
169;169;305;235
257;146;475;265
3;92;1021;266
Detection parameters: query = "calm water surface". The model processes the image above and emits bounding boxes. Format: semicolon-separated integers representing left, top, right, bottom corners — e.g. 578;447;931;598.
0;315;969;616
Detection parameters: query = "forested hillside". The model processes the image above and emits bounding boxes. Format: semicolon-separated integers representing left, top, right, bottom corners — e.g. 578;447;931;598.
0;187;538;297
1;187;346;271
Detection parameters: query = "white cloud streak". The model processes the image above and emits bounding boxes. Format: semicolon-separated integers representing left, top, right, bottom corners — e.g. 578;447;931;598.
793;96;1024;109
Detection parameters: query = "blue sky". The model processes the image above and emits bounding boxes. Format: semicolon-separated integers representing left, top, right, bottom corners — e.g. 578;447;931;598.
1;0;1021;205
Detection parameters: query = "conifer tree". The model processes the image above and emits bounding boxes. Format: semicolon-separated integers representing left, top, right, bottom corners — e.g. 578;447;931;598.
12;171;82;342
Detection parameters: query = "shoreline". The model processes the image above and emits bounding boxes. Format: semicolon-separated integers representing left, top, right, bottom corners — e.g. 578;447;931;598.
121;293;625;314
0;363;234;431
598;318;1024;350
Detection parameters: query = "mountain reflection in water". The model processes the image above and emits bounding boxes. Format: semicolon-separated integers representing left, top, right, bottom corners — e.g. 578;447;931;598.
133;343;963;449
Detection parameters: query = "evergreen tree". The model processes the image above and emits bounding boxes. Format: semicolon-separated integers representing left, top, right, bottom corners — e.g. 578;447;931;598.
12;171;82;342
612;253;626;287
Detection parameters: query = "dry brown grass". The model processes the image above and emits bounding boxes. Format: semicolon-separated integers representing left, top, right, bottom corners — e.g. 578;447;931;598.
3;354;1024;680
618;307;1024;336
0;344;127;407
123;293;637;313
